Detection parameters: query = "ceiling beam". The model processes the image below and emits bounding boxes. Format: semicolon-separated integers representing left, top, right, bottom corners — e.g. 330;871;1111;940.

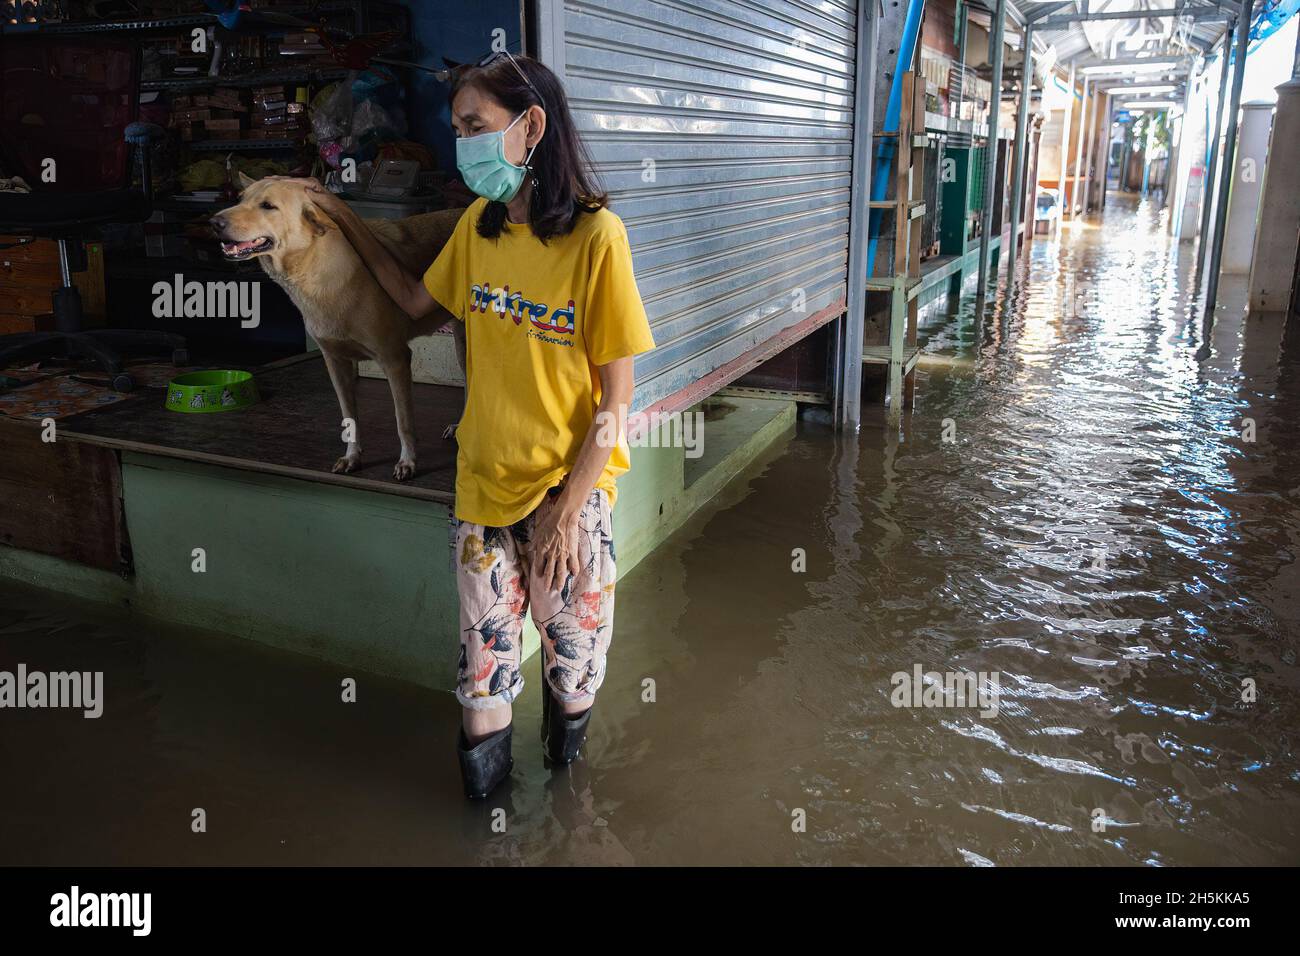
1025;2;1074;24
1074;60;1192;74
1036;8;1231;27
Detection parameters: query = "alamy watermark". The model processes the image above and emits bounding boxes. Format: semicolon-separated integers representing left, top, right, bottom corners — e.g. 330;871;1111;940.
50;886;150;936
0;664;103;718
152;274;260;328
595;407;705;459
890;664;1000;718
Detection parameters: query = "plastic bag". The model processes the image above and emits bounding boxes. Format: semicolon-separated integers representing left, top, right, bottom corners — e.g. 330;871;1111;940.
314;70;409;169
312;80;354;148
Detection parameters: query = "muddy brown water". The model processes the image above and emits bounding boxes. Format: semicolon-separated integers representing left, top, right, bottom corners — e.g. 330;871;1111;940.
2;196;1299;865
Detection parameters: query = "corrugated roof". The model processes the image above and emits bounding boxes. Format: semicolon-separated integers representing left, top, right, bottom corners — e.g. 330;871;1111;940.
1017;0;1233;67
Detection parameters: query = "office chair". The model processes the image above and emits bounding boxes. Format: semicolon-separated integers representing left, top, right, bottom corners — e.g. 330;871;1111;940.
0;34;187;392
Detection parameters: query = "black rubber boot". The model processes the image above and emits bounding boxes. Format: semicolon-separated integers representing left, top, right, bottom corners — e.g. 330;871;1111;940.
457;724;513;799
542;687;592;766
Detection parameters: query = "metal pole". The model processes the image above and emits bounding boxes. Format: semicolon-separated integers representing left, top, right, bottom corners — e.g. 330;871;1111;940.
956;0;970;107
1070;75;1090;219
1196;20;1234;288
1006;20;1035;279
1081;88;1100;216
1294;8;1300;77
1120;130;1130;192
976;0;1008;299
1056;61;1075;234
1203;1;1254;320
836;0;878;429
1101;96;1112;210
1141;121;1152;197
1168;79;1194;235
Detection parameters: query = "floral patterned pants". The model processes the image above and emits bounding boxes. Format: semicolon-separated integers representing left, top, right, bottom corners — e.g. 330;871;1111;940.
450;485;617;711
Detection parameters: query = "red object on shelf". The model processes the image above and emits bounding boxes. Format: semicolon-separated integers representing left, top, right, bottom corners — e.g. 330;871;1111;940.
309;27;401;73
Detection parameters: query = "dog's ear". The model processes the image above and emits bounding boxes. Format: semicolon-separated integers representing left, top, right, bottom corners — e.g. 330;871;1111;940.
236;171;256;192
301;204;337;237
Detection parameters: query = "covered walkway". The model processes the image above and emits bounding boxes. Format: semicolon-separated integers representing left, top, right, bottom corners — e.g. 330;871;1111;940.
848;0;1300;423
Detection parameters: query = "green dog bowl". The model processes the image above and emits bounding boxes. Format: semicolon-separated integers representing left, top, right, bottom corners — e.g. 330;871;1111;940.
165;370;259;413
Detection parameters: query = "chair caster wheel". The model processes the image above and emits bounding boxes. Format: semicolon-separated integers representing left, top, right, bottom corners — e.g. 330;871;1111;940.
172;348;189;365
111;372;134;392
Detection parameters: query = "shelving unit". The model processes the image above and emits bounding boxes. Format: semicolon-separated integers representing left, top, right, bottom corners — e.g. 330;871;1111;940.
186;138;307;152
0;2;417;347
864;71;926;419
4;2;408;159
141;67;350;93
0;14;213;34
0;2;387;36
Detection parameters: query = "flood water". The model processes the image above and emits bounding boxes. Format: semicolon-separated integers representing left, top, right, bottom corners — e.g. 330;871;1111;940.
3;195;1299;865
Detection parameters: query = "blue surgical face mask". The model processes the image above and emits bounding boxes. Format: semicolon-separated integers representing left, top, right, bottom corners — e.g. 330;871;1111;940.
456;111;537;203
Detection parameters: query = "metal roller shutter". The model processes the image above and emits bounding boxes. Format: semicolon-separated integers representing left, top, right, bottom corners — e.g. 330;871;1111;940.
557;0;858;410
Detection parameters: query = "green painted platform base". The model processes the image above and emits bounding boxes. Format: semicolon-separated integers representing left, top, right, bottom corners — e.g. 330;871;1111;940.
916;235;1002;312
0;394;794;692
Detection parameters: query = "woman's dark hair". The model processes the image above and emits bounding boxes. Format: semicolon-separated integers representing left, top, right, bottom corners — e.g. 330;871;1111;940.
450;54;607;242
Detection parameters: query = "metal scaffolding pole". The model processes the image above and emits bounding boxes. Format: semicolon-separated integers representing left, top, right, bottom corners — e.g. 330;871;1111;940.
1196;20;1235;288
1070;75;1090;218
1289;7;1300;76
1056;61;1076;233
834;0;878;430
956;0;970;96
1202;1;1254;320
1006;19;1035;279
976;0;1008;299
1081;88;1100;216
1101;96;1113;210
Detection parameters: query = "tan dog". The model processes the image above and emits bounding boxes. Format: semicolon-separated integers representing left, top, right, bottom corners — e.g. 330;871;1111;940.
211;174;463;480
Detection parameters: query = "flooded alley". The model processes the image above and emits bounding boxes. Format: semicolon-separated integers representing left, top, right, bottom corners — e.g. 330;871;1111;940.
3;195;1297;867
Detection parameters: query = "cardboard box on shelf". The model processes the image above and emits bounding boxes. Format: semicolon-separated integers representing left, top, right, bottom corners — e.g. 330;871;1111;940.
280;32;327;47
169;108;211;124
209;88;244;104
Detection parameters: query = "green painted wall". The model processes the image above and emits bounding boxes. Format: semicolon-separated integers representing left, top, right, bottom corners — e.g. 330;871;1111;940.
120;453;460;688
0;395;795;692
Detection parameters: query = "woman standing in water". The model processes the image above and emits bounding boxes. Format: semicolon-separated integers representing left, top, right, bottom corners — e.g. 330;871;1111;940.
291;51;655;799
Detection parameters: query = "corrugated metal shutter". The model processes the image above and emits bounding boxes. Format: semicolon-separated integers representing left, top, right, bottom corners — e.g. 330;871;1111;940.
559;0;858;410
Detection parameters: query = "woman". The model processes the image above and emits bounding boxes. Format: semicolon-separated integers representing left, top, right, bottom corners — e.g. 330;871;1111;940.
293;52;655;799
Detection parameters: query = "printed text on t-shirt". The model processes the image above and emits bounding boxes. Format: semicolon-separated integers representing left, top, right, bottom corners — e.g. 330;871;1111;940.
470;282;576;340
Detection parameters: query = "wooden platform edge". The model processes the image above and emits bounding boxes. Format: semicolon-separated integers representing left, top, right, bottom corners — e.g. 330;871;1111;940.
56;427;458;507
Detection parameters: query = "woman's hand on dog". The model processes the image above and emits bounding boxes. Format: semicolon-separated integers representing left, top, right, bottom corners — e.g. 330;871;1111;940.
267;176;343;213
532;503;583;594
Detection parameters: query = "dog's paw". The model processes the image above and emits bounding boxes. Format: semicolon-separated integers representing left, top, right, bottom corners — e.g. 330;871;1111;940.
332;455;360;474
393;458;416;481
441;422;459;440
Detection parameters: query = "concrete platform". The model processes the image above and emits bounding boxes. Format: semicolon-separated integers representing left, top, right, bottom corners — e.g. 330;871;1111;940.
0;360;795;691
53;352;460;502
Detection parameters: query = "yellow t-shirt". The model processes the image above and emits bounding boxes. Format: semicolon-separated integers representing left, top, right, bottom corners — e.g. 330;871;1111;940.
422;198;656;526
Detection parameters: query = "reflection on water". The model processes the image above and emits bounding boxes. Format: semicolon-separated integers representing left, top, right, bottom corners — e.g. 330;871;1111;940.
2;196;1299;865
